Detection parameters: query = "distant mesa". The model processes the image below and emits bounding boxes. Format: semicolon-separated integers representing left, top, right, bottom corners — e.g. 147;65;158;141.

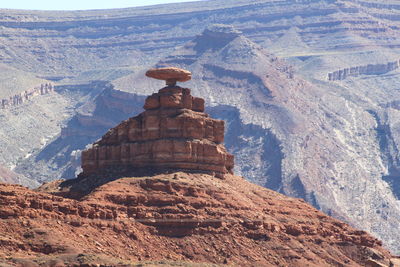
145;67;192;86
173;24;244;56
203;24;242;39
81;67;234;179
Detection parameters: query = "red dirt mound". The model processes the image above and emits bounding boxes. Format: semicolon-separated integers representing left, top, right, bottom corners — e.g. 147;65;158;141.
0;172;397;266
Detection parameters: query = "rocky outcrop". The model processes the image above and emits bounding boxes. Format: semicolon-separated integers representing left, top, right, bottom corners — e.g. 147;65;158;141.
328;60;400;81
0;172;396;266
0;83;54;109
81;83;234;178
146;67;192;86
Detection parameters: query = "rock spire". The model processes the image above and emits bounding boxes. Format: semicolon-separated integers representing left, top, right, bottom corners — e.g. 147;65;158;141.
81;67;234;178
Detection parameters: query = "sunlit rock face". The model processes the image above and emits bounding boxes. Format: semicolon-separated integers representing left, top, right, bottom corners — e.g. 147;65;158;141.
82;78;234;178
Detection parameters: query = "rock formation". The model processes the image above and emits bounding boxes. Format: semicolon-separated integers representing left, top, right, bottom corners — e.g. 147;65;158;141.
81;68;234;178
328;60;400;81
146;67;192;86
0;83;54;109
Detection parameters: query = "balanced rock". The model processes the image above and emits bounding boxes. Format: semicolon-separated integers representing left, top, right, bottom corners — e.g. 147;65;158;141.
146;67;192;86
81;69;233;178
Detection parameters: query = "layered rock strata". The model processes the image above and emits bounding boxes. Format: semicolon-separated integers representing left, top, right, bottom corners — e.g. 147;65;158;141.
328;60;400;81
0;83;54;109
81;85;234;177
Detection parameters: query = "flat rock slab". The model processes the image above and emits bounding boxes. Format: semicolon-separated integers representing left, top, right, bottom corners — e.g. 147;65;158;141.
146;67;192;85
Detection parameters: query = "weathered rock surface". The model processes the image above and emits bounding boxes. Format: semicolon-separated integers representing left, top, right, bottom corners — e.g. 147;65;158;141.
81;85;234;178
0;173;397;266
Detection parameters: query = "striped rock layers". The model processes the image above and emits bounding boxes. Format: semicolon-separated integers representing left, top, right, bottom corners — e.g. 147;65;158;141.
81;86;234;177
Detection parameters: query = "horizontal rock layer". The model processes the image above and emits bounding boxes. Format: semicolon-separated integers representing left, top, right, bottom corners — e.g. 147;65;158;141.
0;83;54;109
82;139;233;175
328;60;400;81
95;109;223;145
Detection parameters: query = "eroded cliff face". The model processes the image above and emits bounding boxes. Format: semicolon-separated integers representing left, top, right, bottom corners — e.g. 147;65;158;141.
14;82;146;184
0;0;399;78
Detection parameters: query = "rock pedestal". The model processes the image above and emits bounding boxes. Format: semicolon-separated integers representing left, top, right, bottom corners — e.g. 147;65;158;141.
81;83;234;178
146;67;192;86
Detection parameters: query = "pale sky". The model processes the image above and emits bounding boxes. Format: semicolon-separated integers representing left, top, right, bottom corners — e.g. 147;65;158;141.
0;0;202;11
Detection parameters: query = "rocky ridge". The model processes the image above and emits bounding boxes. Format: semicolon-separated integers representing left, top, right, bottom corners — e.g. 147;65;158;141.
327;60;400;81
1;83;54;109
1;173;397;267
0;0;399;77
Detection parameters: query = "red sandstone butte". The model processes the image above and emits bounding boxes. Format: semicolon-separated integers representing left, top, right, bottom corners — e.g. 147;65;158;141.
81;84;234;178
